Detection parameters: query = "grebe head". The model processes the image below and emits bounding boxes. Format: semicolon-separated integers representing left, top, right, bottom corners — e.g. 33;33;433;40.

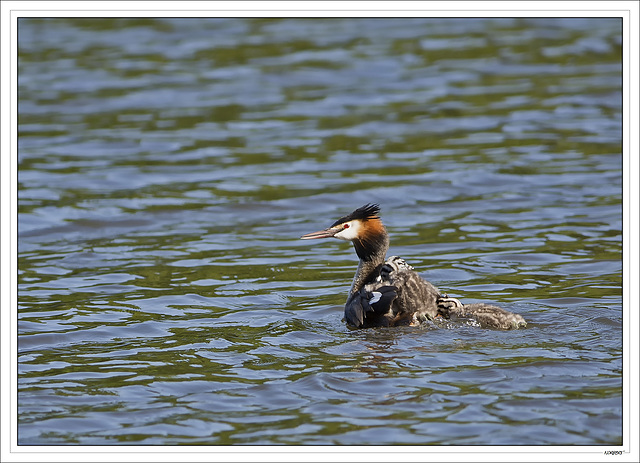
301;203;388;262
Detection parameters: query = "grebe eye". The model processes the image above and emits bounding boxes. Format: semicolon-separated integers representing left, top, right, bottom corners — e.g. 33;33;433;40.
343;224;350;229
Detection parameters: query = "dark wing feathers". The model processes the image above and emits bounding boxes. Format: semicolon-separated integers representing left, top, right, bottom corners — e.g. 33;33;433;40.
344;285;398;328
367;286;398;315
344;294;365;327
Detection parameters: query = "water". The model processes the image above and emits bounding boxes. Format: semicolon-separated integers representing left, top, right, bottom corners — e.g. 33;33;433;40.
17;18;622;446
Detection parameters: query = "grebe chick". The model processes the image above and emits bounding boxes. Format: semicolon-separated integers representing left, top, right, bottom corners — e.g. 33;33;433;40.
301;204;526;330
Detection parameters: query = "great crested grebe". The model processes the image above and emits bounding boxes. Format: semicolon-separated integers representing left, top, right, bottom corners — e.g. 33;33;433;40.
301;204;526;330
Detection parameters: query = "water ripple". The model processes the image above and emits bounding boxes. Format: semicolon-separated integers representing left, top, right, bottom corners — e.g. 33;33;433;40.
17;17;622;446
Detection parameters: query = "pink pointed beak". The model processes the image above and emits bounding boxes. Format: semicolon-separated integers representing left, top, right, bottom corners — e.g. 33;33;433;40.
300;228;338;240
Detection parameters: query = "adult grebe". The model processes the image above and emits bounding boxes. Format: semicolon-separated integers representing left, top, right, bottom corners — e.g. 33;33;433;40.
301;204;526;330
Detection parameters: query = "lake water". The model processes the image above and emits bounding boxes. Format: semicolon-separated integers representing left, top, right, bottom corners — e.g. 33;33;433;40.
17;17;623;447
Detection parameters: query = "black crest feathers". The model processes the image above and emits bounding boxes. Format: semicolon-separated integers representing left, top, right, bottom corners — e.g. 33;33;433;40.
331;203;380;227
